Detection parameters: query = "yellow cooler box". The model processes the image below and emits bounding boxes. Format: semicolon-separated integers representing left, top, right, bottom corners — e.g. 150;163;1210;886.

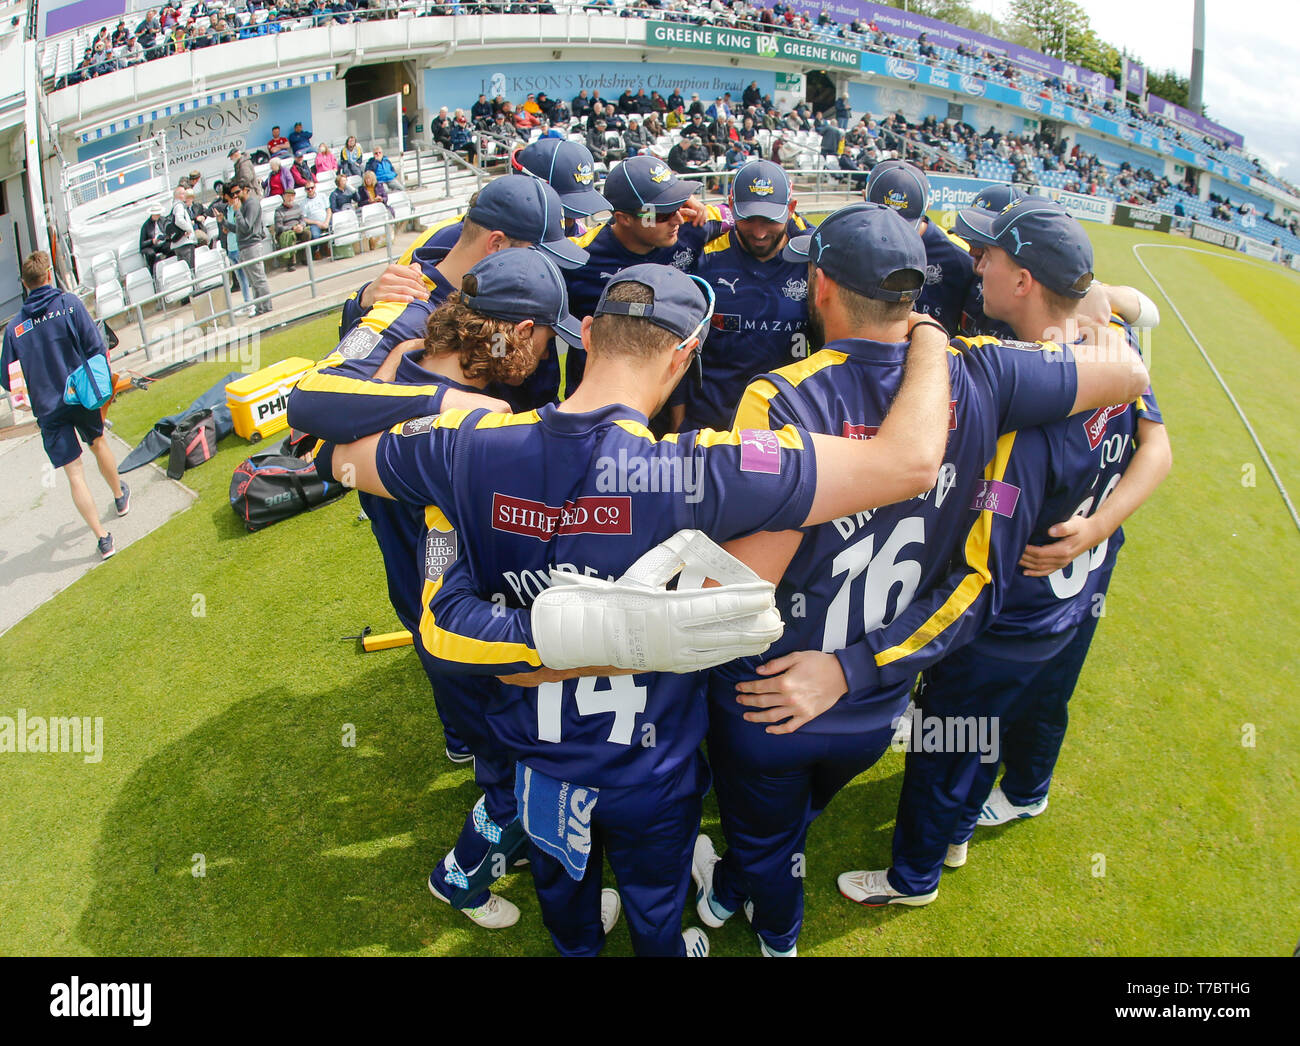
226;357;316;442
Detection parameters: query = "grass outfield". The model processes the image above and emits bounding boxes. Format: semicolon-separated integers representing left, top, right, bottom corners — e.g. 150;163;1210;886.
0;223;1297;956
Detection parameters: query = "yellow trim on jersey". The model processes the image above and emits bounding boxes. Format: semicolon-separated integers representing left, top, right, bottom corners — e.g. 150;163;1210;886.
418;504;542;669
733;377;782;430
361;298;420;337
571;222;606;249
944;228;970;252
704;233;732;255
792;213;808;231
474;409;542;429
387;407;473;435
397;213;463;265
772;348;849;389
873;431;1018;668
296;368;453;401
610;418;681;444
693;424;806;450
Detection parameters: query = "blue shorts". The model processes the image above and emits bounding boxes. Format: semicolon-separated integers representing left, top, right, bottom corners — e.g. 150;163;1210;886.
39;405;104;468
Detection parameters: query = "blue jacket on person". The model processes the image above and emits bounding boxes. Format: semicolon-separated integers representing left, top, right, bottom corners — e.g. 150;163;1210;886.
0;283;107;419
288;127;313;154
366;155;397;183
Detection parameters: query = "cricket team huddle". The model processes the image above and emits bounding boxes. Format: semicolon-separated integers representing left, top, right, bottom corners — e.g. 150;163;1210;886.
283;137;1170;957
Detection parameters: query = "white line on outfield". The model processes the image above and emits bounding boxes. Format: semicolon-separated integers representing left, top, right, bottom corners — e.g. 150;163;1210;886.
1132;242;1300;536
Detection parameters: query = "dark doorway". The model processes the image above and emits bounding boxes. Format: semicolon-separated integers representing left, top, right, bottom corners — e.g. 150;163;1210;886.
805;71;836;116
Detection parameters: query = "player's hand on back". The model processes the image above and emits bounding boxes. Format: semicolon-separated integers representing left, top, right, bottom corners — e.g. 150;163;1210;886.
360;262;430;310
1019;515;1101;576
734;649;849;734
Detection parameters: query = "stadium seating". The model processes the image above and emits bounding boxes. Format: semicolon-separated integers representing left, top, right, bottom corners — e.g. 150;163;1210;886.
156;257;194;306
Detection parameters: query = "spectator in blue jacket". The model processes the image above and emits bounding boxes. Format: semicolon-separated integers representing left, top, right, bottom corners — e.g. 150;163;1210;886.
0;251;129;559
288;121;313;156
835;93;851;130
364;146;400;190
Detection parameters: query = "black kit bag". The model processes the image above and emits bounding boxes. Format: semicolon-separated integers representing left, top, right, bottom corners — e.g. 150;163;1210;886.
165;408;219;479
229;451;349;532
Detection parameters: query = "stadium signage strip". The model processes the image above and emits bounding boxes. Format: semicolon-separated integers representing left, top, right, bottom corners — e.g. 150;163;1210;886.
1030;186;1115;224
1113;204;1172;234
646;20;860;70
1189;222;1240;251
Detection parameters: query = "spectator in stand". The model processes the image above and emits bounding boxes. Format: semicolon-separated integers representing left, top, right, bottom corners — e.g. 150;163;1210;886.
666;105;687;130
666;88;684;112
725;140;749;170
299;182;332;259
740;114;762;158
265;158;304;197
431;107;453;149
488;110;523;146
687;93;705;116
111;21;130;46
743;80;761;109
314;143;338;177
358;171;392;250
472;93;494;125
232;180;272;314
643;111;664;138
649;90;667;113
168;186;197;271
624;116;651;158
273;190;311;272
289;122;314;156
707;96;731;121
523;93;543;116
450;110;479;164
329;173;359;216
365;146;400;190
340;136;364;177
217;185;253;312
139;202;171;276
267;126;292;159
184;189;210;247
291;153;315;187
633;88;653;114
835;93;851;130
515;105;540;132
585;118;613;164
572;89;592;119
667;132;711;176
617;88;636;114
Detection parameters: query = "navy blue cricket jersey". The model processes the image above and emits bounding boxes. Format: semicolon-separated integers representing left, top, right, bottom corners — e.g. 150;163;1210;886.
371;405;816;787
561;207;730;394
711;335;1083;734
1;284;107;419
916;221;977;336
684;217;814;432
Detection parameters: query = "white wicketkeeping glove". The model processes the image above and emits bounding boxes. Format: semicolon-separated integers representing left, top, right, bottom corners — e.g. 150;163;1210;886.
531;529;784;673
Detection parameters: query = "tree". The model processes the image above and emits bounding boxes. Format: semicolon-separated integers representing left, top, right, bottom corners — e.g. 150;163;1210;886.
1146;68;1197;111
1005;0;1091;60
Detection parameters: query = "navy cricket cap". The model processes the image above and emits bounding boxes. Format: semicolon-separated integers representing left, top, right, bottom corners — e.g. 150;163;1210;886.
466;176;587;270
783;202;925;302
956;197;1095;298
594;263;713;346
969;183;1026;213
461;248;582;348
603;155;693;215
865;159;930;226
512;138;610;218
730;160;790;222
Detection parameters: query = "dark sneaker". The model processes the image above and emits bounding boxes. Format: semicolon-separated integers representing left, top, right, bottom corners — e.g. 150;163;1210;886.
114;481;131;516
98;533;116;559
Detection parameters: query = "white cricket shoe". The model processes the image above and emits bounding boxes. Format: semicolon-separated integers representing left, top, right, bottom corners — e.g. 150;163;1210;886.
745;899;798;956
892;700;916;746
837;868;938;907
691;834;731;928
428;877;520;929
682;927;710;957
944;842;968;868
601;888;622;936
977;786;1048;826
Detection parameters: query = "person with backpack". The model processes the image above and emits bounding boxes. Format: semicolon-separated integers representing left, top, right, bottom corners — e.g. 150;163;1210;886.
167;186;197;271
1;251;130;559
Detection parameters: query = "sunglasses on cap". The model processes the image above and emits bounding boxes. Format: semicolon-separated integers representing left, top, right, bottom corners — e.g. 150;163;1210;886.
677;275;716;387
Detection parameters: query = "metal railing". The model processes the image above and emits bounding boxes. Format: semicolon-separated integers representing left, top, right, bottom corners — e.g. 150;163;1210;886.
103;197;465;365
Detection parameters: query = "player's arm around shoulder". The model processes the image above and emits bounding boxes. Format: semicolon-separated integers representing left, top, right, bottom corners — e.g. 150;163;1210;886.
802;317;951;526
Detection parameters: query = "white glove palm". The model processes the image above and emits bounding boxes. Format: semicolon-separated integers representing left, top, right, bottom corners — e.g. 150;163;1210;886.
531;529;784;673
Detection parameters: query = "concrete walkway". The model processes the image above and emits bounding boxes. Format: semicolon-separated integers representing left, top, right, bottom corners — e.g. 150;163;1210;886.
0;431;197;636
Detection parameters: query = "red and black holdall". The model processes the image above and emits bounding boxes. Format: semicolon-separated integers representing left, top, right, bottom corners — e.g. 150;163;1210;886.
229;450;349;532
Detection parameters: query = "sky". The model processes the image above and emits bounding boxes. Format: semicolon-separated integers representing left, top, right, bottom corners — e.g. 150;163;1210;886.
985;0;1300;181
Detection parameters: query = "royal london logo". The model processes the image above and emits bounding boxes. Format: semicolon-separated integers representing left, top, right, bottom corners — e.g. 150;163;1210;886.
749;178;775;197
886;57;918;81
649;164;672;183
782;277;807;301
573;163;594;186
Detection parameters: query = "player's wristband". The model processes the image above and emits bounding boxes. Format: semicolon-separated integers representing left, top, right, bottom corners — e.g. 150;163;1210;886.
908;318;950;339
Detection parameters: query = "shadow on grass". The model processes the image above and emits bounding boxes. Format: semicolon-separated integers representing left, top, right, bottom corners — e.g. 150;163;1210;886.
74;657;534;956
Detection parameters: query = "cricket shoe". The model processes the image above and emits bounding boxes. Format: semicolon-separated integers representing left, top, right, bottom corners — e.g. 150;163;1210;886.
691;834;734;929
444;744;475;765
97;533;116;559
428;875;520;929
944;842;968;869
601;888;621;936
114;482;131;517
742;900;798;955
682;927;710;957
837;869;938;907
977;786;1048;826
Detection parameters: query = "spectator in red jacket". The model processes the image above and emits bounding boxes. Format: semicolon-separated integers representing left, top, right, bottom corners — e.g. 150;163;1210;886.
267;126;292;159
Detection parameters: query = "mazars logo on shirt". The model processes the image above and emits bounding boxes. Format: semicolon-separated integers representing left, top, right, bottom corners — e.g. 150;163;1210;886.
492;492;632;541
1083;402;1129;450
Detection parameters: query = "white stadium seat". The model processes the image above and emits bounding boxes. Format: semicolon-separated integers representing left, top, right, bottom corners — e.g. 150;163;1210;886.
90;251;118;286
95;280;125;319
156;257;194;306
125;268;155;307
191;246;225;295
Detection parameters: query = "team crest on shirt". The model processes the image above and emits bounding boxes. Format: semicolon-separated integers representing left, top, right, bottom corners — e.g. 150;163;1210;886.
338;326;381;360
574;163;594;186
671;249;694;270
649;164;672;183
424;528;458;583
782;277;808;301
925;264;943;285
400;415;438;436
749;178;776;196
